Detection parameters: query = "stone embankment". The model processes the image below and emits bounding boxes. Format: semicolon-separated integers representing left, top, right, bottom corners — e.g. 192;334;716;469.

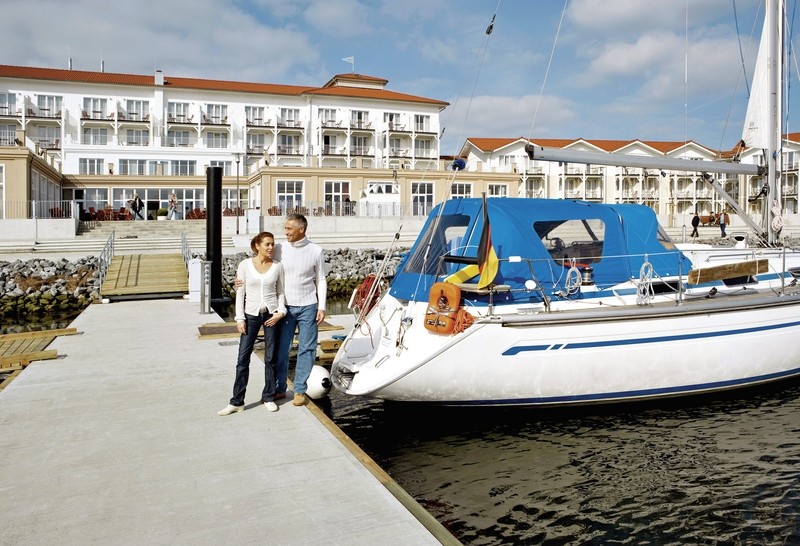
0;248;408;321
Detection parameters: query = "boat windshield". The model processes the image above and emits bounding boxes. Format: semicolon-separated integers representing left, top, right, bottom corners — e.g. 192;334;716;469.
534;218;605;266
402;213;472;276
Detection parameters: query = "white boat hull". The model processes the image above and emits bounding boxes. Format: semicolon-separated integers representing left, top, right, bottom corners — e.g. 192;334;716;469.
332;291;800;406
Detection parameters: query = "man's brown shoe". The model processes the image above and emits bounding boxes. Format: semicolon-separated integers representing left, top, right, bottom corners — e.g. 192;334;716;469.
292;393;309;406
275;392;287;400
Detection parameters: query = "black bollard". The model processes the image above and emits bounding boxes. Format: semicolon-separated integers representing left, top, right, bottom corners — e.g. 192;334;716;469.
206;166;229;317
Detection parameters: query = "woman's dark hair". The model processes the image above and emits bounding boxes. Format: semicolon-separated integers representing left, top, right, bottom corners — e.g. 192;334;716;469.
250;231;275;253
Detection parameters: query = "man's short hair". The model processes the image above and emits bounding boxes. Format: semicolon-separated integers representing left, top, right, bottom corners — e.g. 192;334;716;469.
286;212;307;230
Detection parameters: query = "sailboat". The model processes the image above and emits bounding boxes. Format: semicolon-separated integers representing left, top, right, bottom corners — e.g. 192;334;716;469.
330;0;800;407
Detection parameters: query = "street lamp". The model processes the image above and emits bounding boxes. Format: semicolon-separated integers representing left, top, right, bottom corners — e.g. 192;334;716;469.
234;152;241;234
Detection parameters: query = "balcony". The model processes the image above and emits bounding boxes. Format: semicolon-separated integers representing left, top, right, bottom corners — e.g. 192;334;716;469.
117;111;150;123
350;121;372;131
350;146;371;156
26;107;62;119
321;120;342;129
389;148;409;157
81;110;112;121
277;145;301;155
201;114;228;125
387;122;406;132
247;118;272;127
167;114;194;124
0;105;19;117
37;139;61;150
321;146;345;156
80;135;110;145
278;119;302;129
246;145;265;154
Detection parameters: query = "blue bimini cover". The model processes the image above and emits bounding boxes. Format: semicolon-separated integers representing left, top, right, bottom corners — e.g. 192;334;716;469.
389;198;691;306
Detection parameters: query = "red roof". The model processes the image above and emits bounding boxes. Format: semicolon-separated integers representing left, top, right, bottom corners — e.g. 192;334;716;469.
0;64;447;107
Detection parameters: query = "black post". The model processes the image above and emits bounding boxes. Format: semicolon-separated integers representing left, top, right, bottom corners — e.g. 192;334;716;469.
206;166;228;316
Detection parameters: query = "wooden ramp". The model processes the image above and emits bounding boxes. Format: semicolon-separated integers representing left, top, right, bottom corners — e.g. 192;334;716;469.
0;328;78;390
101;254;188;300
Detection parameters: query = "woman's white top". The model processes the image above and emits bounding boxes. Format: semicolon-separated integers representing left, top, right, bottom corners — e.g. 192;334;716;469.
234;258;286;321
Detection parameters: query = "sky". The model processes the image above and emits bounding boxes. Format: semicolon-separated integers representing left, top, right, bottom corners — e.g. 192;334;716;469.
1;0;795;155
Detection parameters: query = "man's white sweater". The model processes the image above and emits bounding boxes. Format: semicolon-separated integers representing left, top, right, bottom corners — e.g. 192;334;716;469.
276;237;327;311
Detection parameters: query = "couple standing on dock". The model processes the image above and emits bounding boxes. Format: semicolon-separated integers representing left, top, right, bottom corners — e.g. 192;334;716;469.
217;212;327;415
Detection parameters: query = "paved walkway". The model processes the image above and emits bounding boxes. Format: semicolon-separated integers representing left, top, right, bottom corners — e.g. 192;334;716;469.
0;298;452;545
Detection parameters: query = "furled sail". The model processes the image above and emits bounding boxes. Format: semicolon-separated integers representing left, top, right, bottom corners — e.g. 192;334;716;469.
741;8;781;149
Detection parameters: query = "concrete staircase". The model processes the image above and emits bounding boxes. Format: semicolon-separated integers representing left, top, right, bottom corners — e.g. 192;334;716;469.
0;220;233;256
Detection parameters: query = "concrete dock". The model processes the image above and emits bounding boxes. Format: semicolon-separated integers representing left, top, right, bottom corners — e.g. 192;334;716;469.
0;298;455;545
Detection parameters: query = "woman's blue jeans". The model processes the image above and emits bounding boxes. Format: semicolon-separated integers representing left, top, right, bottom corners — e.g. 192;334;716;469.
275;304;318;395
230;311;277;406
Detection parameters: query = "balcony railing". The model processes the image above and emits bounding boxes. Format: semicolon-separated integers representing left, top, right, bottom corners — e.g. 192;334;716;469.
247;118;271;127
350;121;372;130
277;145;301;155
118;111;150;122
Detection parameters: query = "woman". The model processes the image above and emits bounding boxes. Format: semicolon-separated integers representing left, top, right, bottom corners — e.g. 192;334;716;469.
218;232;286;415
168;193;178;220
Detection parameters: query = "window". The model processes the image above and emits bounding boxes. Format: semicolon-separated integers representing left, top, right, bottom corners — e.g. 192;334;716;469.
0;124;14;145
411;182;434;216
320;108;337;125
147;160;168;176
168;102;190;121
79;158;104;175
280;108;299;126
351;136;368;155
534;219;605;266
37;126;60;148
415;139;432;158
451;183;472;198
277;180;303;210
488;184;508;197
167;130;190;147
247;133;265;154
324;180;352;214
246;106;265;125
126;100;149;120
351;110;369;129
171;160;196;176
0;93;15;114
385;112;401;130
119;159;148;175
37;95;62;117
82;128;108;145
0;165;4;219
83;97;106;118
414;114;430;132
126;129;149;146
321;134;337;154
209;160;232;176
206;103;227;123
205;131;228;148
279;134;299;154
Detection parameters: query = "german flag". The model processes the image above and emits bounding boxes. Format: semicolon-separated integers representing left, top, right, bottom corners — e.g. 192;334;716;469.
476;198;498;288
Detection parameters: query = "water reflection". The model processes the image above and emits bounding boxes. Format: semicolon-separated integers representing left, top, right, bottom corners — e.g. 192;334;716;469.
328;382;800;544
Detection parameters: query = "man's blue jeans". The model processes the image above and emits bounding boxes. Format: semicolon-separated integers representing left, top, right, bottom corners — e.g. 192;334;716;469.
276;304;318;395
231;311;277;406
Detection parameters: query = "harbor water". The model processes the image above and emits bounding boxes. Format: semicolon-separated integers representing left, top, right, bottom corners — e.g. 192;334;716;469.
326;381;800;545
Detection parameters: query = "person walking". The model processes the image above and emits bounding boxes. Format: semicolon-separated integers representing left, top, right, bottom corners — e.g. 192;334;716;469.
274;213;327;406
720;210;729;238
218;231;286;416
690;212;700;238
129;193;145;220
168;193;178;220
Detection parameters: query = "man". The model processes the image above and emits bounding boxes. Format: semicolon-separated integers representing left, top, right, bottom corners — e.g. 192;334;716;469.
690;212;700;238
271;213;327;406
720;210;729;238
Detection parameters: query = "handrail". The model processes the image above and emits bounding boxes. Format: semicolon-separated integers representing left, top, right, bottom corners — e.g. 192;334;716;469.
181;231;192;269
97;230;115;291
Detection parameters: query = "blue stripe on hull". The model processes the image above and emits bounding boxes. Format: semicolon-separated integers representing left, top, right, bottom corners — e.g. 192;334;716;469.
432;366;800;407
502;320;800;356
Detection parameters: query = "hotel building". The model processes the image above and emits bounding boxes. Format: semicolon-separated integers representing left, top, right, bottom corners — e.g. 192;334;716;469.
0;64;797;238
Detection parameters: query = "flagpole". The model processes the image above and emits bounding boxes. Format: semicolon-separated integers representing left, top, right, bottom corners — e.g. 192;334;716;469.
342;56;355;73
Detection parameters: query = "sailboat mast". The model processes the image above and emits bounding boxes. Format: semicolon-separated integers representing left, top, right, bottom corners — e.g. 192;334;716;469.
766;0;782;244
